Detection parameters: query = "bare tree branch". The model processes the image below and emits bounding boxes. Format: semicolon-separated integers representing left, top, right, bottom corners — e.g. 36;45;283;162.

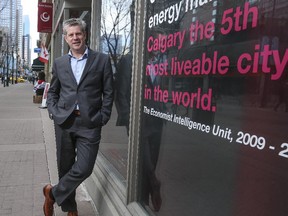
0;0;9;14
101;0;134;73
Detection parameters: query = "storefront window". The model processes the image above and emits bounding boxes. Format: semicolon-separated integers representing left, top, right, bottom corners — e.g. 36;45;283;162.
140;0;288;215
99;0;134;180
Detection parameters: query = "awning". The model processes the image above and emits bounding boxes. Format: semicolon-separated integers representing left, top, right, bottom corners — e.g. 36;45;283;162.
31;57;44;71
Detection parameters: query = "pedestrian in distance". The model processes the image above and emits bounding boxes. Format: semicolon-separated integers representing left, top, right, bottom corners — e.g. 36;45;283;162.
44;18;114;216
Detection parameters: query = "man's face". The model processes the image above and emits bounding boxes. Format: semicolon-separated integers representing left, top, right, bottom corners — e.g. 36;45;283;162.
64;25;86;53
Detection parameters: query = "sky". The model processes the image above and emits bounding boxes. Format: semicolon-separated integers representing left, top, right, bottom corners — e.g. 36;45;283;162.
21;0;38;61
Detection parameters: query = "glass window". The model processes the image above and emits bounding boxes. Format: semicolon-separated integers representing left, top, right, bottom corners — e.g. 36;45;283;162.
139;0;288;215
99;0;134;180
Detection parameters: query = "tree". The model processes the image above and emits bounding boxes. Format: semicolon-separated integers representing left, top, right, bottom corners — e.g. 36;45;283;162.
101;0;135;73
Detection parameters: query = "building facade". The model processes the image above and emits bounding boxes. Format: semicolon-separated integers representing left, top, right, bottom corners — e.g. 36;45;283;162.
0;0;22;57
22;34;30;68
0;0;23;80
22;15;30;67
42;0;288;215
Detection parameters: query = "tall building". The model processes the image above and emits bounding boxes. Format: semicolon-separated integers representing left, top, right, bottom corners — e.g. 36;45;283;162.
22;15;30;67
17;5;23;60
0;0;23;59
23;15;29;35
22;34;30;67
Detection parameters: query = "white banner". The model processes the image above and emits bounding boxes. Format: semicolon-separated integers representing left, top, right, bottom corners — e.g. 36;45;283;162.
41;83;50;108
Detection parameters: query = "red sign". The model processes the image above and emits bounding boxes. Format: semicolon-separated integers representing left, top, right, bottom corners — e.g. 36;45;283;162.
37;2;53;33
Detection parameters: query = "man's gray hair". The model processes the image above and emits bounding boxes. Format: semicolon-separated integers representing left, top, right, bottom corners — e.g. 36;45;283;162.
63;18;86;35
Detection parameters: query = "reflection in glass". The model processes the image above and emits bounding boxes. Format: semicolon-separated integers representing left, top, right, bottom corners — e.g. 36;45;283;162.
141;49;167;211
99;0;134;180
114;54;132;135
140;0;288;215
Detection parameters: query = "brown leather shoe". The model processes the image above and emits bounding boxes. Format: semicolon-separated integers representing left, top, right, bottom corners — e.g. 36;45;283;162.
43;184;55;216
67;211;78;216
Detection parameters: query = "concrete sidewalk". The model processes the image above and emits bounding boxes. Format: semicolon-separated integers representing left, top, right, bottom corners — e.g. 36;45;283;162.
0;82;96;216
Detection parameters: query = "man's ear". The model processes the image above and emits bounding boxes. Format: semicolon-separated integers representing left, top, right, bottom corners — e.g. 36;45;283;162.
64;35;68;43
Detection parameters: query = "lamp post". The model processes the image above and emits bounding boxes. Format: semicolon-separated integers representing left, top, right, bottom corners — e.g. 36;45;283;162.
15;52;19;84
5;39;9;87
11;45;14;84
0;50;4;84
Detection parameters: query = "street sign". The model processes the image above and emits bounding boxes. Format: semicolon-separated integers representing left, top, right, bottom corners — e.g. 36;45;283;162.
34;48;41;53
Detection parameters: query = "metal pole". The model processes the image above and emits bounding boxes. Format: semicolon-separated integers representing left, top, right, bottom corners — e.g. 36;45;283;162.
15;52;18;84
11;46;14;84
2;50;6;87
6;37;9;87
1;51;4;86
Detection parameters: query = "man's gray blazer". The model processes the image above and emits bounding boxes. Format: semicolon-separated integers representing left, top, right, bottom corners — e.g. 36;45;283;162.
47;49;114;128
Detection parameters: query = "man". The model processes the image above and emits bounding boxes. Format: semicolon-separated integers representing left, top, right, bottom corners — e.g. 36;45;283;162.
43;18;114;216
